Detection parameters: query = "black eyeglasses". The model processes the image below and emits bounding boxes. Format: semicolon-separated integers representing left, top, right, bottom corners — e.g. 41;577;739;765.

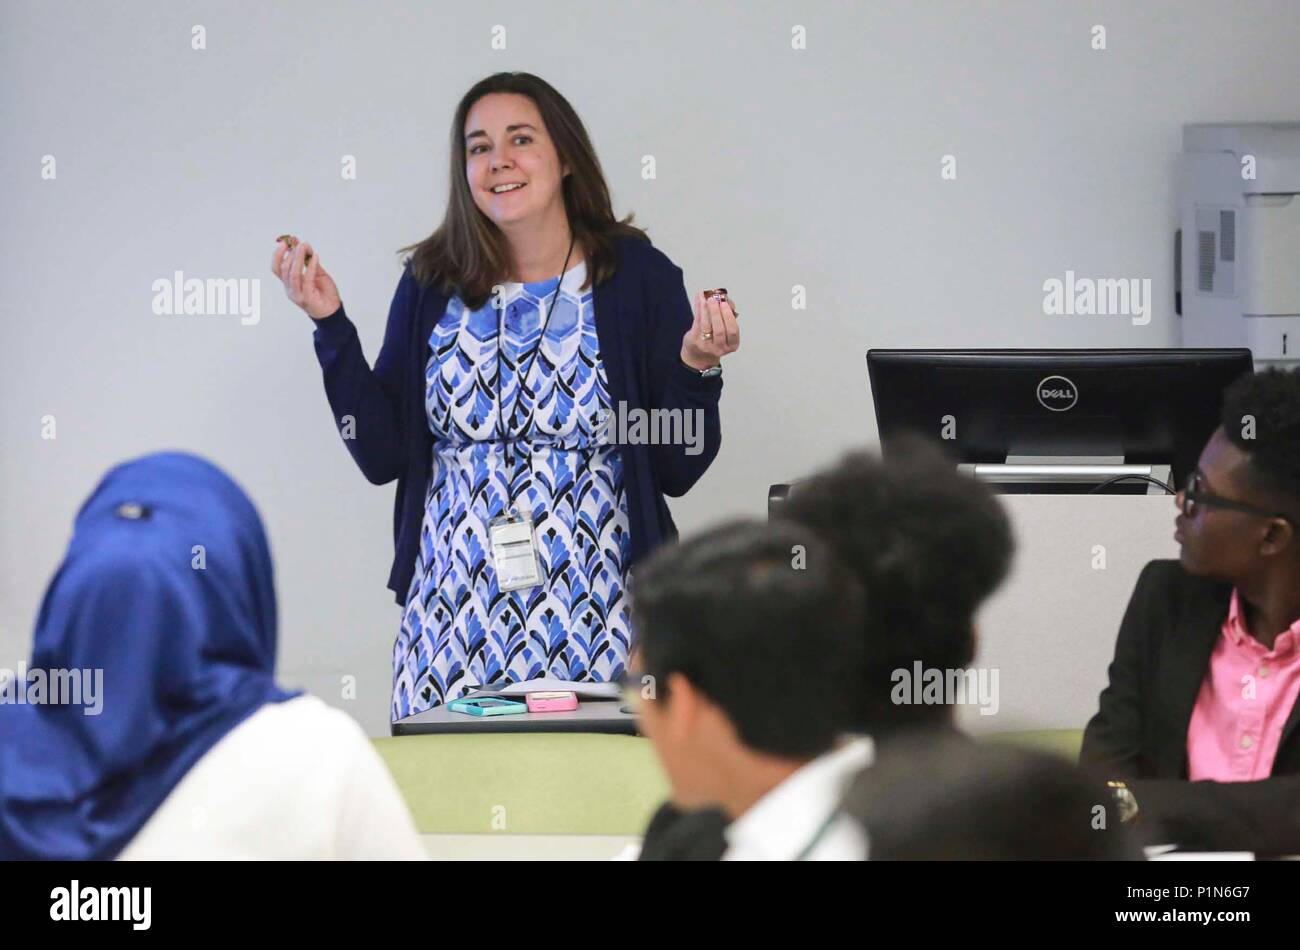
614;669;648;714
1181;471;1297;527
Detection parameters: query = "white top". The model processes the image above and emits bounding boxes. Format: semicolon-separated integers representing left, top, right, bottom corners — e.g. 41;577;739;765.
721;737;874;861
498;258;587;297
117;694;426;860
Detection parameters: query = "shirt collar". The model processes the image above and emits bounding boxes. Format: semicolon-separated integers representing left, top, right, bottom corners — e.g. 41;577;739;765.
1224;588;1248;646
722;737;874;861
1224;588;1300;654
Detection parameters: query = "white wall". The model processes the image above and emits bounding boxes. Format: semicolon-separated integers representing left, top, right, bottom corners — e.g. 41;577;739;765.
3;0;1297;736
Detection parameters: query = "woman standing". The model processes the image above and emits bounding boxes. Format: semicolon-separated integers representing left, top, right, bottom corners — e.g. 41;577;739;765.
273;73;739;722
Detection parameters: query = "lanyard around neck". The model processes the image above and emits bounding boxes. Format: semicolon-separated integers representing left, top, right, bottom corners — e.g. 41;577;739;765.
792;808;843;861
492;234;575;513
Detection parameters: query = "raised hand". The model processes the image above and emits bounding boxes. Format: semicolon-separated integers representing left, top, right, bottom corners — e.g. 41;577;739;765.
271;235;341;320
680;290;741;371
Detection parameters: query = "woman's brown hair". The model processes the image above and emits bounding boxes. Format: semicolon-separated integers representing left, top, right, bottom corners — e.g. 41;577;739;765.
398;72;650;311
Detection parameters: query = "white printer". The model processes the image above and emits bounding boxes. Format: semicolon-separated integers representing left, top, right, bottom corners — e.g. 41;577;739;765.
1181;123;1300;369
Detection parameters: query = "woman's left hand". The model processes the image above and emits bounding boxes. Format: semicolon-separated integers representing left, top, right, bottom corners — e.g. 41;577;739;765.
680;291;741;371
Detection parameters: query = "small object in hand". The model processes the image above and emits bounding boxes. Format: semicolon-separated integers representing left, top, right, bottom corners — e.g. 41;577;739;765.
703;287;737;316
275;234;312;264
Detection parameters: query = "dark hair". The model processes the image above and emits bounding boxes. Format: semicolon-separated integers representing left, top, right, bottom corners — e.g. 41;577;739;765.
843;732;1143;860
631;519;865;759
398;72;650;310
1220;367;1300;511
777;434;1014;733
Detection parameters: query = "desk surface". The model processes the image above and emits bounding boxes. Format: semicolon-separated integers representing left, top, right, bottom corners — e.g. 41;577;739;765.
420;834;638;861
392;696;639;737
418;837;1288;861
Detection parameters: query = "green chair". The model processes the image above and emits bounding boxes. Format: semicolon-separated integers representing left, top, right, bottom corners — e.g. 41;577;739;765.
983;728;1084;762
373;733;670;835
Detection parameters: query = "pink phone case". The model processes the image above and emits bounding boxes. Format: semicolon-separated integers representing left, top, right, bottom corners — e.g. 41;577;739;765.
525;690;579;713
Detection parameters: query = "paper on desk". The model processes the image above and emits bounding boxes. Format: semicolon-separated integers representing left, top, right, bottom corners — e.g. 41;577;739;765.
473;677;621;700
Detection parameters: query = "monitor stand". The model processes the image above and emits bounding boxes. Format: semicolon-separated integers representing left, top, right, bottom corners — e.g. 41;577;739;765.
958;455;1173;495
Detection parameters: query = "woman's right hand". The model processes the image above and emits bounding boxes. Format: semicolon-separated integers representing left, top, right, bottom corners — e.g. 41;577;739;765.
271;236;341;320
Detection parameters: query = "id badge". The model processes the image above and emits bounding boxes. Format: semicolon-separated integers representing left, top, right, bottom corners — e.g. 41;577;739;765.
489;511;543;592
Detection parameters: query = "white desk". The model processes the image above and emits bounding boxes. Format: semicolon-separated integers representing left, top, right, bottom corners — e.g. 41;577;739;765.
421;834;638;861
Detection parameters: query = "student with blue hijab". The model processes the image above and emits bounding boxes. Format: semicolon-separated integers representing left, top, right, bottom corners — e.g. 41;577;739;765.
0;452;424;860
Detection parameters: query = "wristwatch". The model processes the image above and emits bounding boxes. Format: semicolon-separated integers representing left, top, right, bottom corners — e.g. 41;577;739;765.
1106;780;1139;823
681;359;722;378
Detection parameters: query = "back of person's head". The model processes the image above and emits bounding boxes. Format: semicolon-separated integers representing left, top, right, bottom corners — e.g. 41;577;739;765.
630;519;865;782
843;732;1143;860
0;451;298;860
778;434;1014;734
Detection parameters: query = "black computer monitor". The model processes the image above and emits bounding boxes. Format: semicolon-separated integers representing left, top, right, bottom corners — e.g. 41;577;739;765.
866;348;1254;494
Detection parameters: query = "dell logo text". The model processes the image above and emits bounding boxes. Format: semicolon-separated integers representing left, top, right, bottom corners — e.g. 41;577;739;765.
1036;375;1079;412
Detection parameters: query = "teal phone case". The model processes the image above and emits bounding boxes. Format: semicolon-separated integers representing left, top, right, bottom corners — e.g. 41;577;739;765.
447;697;528;717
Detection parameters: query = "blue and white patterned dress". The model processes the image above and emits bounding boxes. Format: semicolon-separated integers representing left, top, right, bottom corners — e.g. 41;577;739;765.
391;260;634;720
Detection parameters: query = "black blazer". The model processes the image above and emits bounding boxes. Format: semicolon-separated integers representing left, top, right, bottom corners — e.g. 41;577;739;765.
1081;559;1300;853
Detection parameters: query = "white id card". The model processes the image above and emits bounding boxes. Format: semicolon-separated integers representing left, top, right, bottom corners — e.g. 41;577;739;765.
489;511;543;592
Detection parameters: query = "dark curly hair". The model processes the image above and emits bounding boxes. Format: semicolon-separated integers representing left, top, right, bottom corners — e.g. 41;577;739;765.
842;731;1143;859
1221;367;1300;511
776;434;1015;733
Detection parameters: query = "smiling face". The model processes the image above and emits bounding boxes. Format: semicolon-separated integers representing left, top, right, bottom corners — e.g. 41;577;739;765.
463;92;569;231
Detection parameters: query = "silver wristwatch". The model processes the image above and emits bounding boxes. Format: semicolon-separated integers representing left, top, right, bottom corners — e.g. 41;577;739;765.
682;359;722;378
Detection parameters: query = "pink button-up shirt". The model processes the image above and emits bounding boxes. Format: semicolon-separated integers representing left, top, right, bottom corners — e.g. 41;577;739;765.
1186;589;1300;782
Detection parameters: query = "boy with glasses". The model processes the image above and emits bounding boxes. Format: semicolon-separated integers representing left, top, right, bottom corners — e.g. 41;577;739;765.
1081;367;1300;853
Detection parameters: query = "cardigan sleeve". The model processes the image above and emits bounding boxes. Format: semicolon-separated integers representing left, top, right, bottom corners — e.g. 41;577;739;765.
644;259;723;498
309;265;418;486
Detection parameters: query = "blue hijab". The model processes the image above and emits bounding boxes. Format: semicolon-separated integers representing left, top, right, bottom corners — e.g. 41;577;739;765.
0;452;300;860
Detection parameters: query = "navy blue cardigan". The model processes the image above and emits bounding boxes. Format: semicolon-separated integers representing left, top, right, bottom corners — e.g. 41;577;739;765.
309;234;723;604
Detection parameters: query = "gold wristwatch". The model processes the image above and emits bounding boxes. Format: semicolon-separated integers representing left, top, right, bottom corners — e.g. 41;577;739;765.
1106;780;1139;823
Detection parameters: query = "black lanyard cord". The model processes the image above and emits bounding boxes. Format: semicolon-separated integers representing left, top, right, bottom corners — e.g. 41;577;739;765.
793;808;843;861
493;234;575;514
